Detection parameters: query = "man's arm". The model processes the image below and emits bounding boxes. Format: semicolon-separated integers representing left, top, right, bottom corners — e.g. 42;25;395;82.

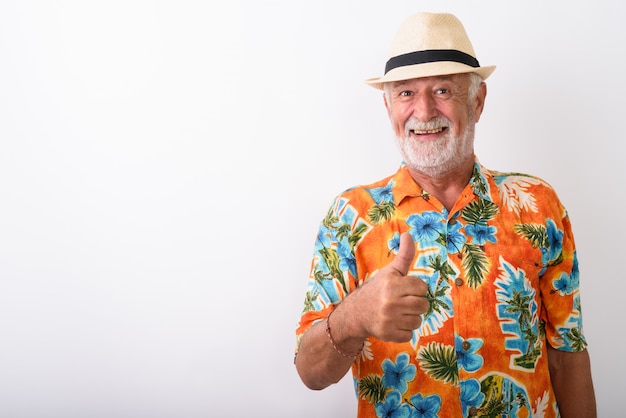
295;233;429;390
295;296;368;390
547;344;597;417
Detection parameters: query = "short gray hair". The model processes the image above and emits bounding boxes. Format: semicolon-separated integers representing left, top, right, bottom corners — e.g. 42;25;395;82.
467;72;483;103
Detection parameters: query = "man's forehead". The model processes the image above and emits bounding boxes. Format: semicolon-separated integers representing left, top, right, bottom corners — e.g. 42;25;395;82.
389;74;467;88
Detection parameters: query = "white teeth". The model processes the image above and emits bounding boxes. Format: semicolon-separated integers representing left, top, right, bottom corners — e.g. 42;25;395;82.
413;128;444;134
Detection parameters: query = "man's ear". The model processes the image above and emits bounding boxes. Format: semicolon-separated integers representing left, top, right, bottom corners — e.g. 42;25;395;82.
383;91;391;118
473;82;487;123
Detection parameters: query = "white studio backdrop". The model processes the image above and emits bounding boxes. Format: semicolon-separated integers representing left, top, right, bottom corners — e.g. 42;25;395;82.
0;1;623;417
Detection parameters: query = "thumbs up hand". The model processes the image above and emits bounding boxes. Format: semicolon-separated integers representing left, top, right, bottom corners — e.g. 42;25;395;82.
349;232;430;343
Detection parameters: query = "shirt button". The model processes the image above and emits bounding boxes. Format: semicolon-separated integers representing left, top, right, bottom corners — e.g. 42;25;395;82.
462;341;471;351
455;278;464;286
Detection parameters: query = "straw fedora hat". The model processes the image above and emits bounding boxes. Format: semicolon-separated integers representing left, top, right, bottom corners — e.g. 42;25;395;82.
366;12;495;90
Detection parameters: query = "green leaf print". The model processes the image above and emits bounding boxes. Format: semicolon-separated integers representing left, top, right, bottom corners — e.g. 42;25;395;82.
322;207;339;229
424;284;451;319
357;374;387;404
429;255;455;284
462;243;490;288
470;165;489;196
348;223;369;251
461;198;499;226
417;342;458;385
302;287;319;312
567;328;587;352
367;201;396;224
335;223;351;242
318;246;347;293
513;223;548;249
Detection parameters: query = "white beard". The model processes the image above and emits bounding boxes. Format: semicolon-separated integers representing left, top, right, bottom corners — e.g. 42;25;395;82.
395;116;475;178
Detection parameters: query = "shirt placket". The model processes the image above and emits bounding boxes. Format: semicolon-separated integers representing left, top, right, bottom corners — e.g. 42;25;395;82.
448;191;480;415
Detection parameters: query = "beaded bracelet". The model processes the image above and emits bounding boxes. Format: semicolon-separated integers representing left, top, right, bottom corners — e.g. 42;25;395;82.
325;311;363;359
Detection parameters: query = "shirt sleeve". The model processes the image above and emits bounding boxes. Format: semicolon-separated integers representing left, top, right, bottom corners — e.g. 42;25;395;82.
538;198;588;353
294;195;359;354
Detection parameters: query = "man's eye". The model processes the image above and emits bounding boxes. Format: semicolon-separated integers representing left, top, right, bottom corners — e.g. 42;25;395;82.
435;88;449;95
399;91;413;97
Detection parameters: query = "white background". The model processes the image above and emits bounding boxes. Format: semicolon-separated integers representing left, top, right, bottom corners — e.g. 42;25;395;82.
0;1;623;417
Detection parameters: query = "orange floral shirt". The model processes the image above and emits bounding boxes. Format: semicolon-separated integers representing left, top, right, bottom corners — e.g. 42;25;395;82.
295;162;587;418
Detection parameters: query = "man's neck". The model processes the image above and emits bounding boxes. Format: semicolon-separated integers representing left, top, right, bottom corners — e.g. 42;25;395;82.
407;158;475;211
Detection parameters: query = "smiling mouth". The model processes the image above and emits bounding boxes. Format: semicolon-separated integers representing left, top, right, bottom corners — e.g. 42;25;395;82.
411;127;447;135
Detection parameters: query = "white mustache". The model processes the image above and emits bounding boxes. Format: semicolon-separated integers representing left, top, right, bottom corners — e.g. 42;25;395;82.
404;117;451;136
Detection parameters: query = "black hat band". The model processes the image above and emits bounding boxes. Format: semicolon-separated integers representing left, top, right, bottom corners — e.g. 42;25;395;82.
385;49;480;74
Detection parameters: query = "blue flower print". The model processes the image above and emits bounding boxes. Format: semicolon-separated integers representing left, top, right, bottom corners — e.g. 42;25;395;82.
446;221;466;254
337;240;357;278
553;272;574;296
315;227;331;250
553;253;579;297
571;252;580;289
382;352;417;394
460;379;485;417
544;218;564;262
464;223;497;246
407;212;445;243
455;334;484;373
407;393;442;418
318;278;341;303
388;232;401;255
367;181;395;205
375;391;412;418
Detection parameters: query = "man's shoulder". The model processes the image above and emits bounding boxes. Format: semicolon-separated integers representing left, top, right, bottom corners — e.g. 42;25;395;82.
484;168;567;215
337;169;401;198
487;169;555;191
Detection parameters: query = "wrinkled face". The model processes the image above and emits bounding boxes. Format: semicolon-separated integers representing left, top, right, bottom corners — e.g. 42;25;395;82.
384;73;486;178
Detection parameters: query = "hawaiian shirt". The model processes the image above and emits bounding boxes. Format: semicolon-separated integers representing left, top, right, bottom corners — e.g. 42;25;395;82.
295;161;587;418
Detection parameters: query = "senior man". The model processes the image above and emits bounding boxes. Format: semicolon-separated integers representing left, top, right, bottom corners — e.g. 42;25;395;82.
294;12;596;418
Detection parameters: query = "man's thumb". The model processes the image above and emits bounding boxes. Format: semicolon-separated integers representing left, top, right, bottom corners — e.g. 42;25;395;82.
391;232;415;276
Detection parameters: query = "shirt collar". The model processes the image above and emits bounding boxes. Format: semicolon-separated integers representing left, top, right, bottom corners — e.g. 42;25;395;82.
391;159;494;204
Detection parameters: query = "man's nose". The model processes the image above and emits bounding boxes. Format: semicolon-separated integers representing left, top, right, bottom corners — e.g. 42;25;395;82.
411;92;438;121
